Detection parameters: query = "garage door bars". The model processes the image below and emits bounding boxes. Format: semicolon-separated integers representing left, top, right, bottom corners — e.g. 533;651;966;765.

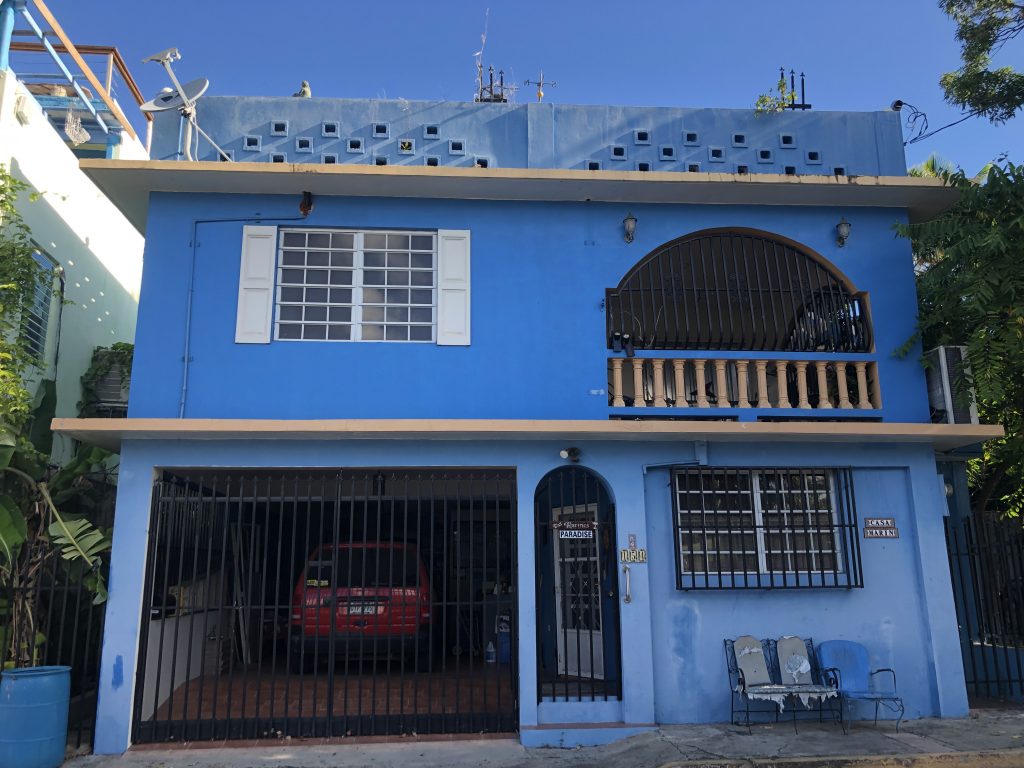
133;469;518;742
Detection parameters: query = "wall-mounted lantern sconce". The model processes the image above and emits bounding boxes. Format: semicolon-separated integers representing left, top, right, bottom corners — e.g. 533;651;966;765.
623;213;637;244
559;447;581;463
836;216;851;248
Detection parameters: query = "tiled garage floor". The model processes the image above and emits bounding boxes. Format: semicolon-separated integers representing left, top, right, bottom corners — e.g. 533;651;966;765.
152;661;516;721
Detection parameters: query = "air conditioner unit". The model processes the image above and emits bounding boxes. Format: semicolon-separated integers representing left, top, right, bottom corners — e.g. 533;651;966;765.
924;346;978;424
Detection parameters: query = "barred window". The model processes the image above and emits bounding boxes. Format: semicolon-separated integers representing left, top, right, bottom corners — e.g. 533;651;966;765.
276;229;436;342
672;467;862;589
24;252;55;362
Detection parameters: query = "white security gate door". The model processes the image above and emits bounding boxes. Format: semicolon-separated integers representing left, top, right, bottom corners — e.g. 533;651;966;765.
552;504;604;680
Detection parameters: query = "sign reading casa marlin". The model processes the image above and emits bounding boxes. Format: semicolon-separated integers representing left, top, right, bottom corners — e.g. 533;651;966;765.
863;517;899;539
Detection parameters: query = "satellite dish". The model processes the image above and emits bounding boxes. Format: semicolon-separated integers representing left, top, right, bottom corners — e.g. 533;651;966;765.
140;78;209;113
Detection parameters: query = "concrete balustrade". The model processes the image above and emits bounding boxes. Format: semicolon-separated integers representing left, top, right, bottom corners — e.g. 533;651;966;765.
608;357;881;412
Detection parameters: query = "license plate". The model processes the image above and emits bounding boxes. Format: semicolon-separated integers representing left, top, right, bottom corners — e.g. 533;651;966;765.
344;603;380;616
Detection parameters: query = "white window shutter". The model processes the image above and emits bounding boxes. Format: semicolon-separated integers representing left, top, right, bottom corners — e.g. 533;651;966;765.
235;225;277;344
436;229;471;346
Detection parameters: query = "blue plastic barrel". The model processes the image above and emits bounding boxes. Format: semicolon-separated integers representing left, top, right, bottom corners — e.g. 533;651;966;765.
0;666;71;768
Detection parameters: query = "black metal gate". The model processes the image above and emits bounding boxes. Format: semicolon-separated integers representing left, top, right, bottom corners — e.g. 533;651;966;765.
534;466;622;701
1;540;108;751
133;469;518;742
945;515;1024;700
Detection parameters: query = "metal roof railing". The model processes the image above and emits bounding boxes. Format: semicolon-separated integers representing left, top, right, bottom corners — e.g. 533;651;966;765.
0;0;147;143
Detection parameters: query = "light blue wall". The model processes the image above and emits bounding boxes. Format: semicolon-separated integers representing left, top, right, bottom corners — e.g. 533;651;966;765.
93;437;966;753
129;192;926;422
152;98;906;178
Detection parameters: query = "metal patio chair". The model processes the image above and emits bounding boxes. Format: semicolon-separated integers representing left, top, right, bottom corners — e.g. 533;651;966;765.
724;636;787;731
770;636;840;728
816;639;905;733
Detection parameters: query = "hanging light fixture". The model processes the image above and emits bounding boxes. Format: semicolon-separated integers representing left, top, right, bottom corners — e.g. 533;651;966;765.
623;212;637;243
836;217;852;248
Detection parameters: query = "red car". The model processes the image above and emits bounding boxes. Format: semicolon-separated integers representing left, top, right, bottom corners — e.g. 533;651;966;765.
289;542;433;672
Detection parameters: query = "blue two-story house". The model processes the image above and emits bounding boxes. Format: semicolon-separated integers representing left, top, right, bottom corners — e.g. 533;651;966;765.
56;93;1000;754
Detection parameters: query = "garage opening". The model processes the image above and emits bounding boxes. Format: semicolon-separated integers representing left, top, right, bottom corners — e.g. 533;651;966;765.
132;468;517;743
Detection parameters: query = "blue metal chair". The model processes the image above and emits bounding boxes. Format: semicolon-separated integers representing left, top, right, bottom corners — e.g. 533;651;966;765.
816;640;905;733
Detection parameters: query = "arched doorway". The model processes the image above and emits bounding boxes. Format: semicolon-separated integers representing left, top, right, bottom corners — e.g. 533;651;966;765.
534;466;622;700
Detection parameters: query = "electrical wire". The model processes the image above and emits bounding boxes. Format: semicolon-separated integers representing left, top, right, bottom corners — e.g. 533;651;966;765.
899;100;981;146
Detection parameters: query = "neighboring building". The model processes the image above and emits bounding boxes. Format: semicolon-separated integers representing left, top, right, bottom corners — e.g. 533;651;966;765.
59;89;1000;754
0;1;144;461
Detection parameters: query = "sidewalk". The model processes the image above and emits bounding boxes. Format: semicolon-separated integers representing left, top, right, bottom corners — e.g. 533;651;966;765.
70;709;1024;768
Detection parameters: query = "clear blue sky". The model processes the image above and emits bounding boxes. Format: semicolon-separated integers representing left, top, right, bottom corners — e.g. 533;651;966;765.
47;0;1020;173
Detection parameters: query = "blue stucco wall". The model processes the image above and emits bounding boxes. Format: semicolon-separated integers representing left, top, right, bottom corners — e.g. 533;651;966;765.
152;98;906;178
92;438;966;753
129;192;927;422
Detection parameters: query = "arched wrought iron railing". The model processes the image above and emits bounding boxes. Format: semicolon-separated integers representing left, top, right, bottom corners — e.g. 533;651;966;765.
605;229;872;353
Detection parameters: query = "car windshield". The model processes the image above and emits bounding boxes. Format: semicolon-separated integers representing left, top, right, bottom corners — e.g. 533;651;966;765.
304;547;420;588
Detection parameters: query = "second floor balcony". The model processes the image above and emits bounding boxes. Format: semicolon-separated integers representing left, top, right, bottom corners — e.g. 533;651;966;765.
604;228;881;420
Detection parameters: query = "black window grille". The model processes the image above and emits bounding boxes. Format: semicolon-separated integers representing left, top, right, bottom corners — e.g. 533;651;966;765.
672;467;862;590
605;229;871;352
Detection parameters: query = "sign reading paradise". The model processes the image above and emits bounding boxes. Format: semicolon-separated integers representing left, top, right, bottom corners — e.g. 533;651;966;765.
552;519;598;540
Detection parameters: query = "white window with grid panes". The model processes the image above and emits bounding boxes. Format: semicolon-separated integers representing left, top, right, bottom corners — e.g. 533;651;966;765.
673;468;845;577
275;229;436;342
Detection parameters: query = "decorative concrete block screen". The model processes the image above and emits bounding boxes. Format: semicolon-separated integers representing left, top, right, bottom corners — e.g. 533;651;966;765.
160;99;901;178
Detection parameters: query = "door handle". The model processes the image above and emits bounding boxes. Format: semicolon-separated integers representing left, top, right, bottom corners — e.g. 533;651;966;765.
622;565;631;604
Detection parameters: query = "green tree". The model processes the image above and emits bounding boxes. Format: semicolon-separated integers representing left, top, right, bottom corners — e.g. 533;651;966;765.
0;164;112;667
754;72;796;114
0;167;49;440
908;153;957;178
940;0;1024;122
898;161;1024;516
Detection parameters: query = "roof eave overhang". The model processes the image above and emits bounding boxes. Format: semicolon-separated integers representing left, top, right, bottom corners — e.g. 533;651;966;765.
80;159;960;234
52;417;1003;455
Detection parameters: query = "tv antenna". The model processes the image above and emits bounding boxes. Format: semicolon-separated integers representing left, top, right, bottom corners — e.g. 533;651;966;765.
779;67;811;111
524;70;557;103
141;48;230;161
472;9;489;100
476;65;515;103
471;10;515;103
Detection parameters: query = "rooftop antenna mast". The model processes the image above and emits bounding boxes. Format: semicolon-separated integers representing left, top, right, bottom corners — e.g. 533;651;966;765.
471;9;514;103
524;70;557;103
781;67;811;111
472;9;489;102
141;47;231;161
477;65;514;103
